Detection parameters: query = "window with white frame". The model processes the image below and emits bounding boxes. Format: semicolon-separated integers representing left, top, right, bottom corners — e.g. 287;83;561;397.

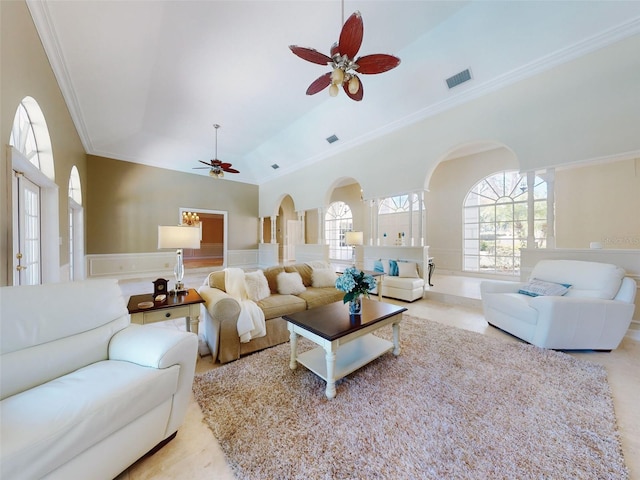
325;201;353;261
463;171;547;275
378;193;423;245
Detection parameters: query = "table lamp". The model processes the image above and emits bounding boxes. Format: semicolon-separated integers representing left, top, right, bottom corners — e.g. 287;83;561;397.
158;225;200;293
345;231;363;266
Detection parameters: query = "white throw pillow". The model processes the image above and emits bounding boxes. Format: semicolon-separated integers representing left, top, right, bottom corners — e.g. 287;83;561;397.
312;267;338;288
398;261;419;278
277;271;306;295
244;270;271;302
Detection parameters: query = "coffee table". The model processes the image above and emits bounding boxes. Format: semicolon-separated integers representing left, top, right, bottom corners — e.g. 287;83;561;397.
284;299;407;399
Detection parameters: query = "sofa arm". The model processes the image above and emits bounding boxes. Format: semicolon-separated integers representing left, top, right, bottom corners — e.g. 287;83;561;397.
530;296;635;349
480;280;523;296
109;324;198;436
197;286;242;363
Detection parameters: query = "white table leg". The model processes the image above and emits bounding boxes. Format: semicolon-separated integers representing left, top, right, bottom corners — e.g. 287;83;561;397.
289;330;298;370
325;347;337;399
392;322;401;356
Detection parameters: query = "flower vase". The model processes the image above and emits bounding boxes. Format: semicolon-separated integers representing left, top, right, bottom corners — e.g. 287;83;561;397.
349;296;362;316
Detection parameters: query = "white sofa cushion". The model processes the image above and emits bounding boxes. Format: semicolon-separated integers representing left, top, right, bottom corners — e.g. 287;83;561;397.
383;276;425;290
530;260;625;300
1;360;179;480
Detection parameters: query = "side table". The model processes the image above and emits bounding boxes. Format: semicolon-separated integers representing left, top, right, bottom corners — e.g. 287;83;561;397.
127;288;204;335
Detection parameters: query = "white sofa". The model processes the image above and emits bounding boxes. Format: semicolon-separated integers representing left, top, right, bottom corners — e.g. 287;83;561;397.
373;259;426;302
480;260;636;350
0;279;198;480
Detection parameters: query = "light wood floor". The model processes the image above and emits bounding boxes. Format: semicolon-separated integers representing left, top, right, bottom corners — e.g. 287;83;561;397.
116;274;640;480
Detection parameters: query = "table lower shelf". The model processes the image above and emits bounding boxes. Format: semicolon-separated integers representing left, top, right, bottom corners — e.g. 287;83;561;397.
296;334;393;382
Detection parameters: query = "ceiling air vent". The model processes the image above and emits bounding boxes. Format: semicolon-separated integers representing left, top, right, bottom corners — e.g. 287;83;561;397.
271;164;280;170
446;69;472;89
326;134;339;144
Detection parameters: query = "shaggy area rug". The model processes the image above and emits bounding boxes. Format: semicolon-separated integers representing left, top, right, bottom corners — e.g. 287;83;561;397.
192;316;628;480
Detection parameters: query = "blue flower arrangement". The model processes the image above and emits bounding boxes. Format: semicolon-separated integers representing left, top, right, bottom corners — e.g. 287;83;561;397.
335;267;377;303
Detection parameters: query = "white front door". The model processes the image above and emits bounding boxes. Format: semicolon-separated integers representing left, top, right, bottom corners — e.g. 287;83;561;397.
13;172;41;285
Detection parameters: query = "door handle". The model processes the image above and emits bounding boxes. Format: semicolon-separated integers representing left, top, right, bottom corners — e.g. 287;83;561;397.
16;265;27;271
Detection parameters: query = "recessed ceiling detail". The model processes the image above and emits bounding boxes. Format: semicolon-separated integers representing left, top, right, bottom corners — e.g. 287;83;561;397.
326;135;339;144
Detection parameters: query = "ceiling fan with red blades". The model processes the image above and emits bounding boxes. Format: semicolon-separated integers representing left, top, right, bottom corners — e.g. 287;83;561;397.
289;10;400;101
192;124;239;178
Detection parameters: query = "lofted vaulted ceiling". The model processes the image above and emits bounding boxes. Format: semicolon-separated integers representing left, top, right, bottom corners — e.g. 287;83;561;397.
27;1;640;185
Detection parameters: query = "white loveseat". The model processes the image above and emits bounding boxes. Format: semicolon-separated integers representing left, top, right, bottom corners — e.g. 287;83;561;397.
480;260;636;350
0;279;198;480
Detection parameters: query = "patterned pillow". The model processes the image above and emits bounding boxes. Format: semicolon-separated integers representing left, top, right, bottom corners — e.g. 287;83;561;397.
277;271;307;295
518;278;571;297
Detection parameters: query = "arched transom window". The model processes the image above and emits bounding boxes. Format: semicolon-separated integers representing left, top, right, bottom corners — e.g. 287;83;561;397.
463;171;547;275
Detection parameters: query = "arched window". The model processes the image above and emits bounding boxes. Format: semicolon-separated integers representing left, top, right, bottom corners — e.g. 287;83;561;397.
9;96;59;285
325;201;353;261
463;171;547;275
378;193;423;246
68;166;84;281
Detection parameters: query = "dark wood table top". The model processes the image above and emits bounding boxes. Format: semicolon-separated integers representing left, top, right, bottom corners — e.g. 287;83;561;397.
283;298;406;341
127;288;204;314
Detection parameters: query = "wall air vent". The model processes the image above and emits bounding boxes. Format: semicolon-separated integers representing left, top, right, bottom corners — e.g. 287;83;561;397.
446;69;472;89
271;164;280;170
326;134;339;144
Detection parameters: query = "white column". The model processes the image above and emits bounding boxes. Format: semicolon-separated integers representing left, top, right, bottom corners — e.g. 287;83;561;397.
270;216;277;244
297;211;306;244
259;217;264;244
527;171;535;248
545;168;556;248
317;207;324;244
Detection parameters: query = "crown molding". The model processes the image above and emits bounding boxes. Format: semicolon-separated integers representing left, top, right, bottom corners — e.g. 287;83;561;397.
26;0;94;154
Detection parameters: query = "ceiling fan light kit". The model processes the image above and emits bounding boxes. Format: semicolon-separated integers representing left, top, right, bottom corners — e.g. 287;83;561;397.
192;124;240;178
289;8;400;101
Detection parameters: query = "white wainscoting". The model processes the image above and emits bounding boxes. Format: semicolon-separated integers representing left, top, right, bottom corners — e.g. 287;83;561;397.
521;248;640;337
258;243;279;268
86;249;259;279
294;244;329;264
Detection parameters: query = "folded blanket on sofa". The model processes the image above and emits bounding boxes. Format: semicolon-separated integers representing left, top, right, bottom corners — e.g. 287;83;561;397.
225;268;266;343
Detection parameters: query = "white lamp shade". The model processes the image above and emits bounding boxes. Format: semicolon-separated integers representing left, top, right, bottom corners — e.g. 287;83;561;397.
158;225;201;249
345;231;364;246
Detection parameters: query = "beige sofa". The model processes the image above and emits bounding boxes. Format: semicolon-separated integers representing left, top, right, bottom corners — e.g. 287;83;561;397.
198;264;343;363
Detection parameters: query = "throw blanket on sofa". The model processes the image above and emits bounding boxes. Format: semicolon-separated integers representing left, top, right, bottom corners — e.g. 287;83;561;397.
225;268;266;343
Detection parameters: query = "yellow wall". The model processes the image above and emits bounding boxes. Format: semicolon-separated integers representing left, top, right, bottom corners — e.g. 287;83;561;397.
86;155;258;253
555;158;640;249
1;0;87;285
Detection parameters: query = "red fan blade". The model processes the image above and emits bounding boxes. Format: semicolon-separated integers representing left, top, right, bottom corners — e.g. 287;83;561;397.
289;46;332;66
355;54;401;74
198;160;213;166
211;159;222;166
338;11;363;59
343;76;363;101
223;167;240;174
218;162;233;169
306;72;332;95
330;42;339;57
